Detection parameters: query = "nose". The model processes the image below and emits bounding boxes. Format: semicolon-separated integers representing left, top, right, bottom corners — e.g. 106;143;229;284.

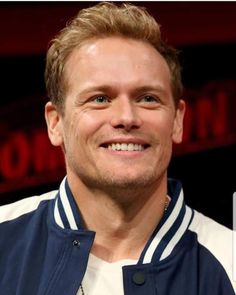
110;96;142;131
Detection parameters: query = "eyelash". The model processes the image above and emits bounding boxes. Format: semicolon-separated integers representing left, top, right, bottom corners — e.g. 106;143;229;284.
91;95;109;103
139;95;159;103
88;94;161;106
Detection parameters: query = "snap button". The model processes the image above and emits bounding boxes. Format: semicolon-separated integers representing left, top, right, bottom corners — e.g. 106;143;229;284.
132;271;146;285
72;239;80;247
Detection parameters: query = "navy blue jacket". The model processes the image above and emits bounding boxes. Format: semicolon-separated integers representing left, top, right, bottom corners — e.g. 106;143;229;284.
0;178;235;294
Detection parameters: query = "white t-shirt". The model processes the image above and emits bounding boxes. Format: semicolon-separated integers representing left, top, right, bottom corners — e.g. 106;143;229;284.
77;254;137;295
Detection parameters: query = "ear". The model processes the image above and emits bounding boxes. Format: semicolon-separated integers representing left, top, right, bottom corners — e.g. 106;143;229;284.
45;102;64;147
172;99;186;144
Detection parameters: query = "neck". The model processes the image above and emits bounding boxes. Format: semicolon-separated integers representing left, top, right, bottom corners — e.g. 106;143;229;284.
67;173;168;262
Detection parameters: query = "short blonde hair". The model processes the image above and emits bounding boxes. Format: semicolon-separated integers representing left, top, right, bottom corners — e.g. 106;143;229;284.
45;2;182;111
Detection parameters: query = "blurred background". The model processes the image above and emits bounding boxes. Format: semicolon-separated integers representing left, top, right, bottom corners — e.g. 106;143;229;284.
0;2;235;228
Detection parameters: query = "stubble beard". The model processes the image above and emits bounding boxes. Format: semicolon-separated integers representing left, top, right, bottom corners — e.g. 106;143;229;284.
66;139;172;203
70;161;166;203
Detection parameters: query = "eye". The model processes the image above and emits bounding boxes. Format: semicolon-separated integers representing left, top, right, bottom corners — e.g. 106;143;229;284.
140;95;159;103
92;95;109;104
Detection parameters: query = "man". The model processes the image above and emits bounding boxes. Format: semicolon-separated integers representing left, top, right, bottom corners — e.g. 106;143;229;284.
0;2;235;294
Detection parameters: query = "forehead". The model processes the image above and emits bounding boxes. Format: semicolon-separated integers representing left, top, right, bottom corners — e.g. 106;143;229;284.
64;37;172;92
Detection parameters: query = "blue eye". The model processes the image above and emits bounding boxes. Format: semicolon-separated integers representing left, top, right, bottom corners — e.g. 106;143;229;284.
93;95;109;103
141;95;158;103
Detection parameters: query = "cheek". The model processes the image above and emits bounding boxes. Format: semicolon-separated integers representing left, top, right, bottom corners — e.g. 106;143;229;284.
147;113;175;139
69;110;107;144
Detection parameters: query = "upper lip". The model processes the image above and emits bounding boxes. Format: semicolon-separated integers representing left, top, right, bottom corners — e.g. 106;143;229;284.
100;138;150;148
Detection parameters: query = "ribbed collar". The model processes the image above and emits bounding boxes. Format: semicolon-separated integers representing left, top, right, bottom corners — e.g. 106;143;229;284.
140;179;193;263
53;177;193;263
54;177;81;230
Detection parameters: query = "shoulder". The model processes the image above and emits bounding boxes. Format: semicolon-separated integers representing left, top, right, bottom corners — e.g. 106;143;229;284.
0;190;57;224
189;209;232;244
189;209;232;254
189;209;235;291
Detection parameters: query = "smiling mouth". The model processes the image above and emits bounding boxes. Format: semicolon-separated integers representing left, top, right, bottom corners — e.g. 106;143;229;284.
101;143;150;151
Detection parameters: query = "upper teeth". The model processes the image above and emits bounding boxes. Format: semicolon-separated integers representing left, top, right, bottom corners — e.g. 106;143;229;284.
108;143;144;151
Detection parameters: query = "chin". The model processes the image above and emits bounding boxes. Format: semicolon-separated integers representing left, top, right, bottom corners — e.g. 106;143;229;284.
101;170;160;188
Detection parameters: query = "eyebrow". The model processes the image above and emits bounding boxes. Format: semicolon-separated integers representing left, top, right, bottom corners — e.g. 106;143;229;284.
78;85;113;96
132;85;167;95
78;84;167;96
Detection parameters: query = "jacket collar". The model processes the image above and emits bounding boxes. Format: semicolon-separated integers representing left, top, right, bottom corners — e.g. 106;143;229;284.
53;177;193;263
140;179;193;263
54;177;81;230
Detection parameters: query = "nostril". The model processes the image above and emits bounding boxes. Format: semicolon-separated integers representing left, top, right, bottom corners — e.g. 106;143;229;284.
114;124;125;129
113;123;140;130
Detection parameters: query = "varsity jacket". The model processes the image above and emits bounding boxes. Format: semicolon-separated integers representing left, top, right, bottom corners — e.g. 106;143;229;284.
0;177;235;295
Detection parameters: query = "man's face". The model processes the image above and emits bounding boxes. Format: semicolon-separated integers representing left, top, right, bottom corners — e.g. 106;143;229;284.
46;37;185;194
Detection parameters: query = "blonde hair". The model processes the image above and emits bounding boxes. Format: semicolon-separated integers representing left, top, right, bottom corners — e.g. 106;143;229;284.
45;2;182;111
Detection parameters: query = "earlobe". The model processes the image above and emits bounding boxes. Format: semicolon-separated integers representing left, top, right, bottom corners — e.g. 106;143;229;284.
45;102;63;147
172;99;186;144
